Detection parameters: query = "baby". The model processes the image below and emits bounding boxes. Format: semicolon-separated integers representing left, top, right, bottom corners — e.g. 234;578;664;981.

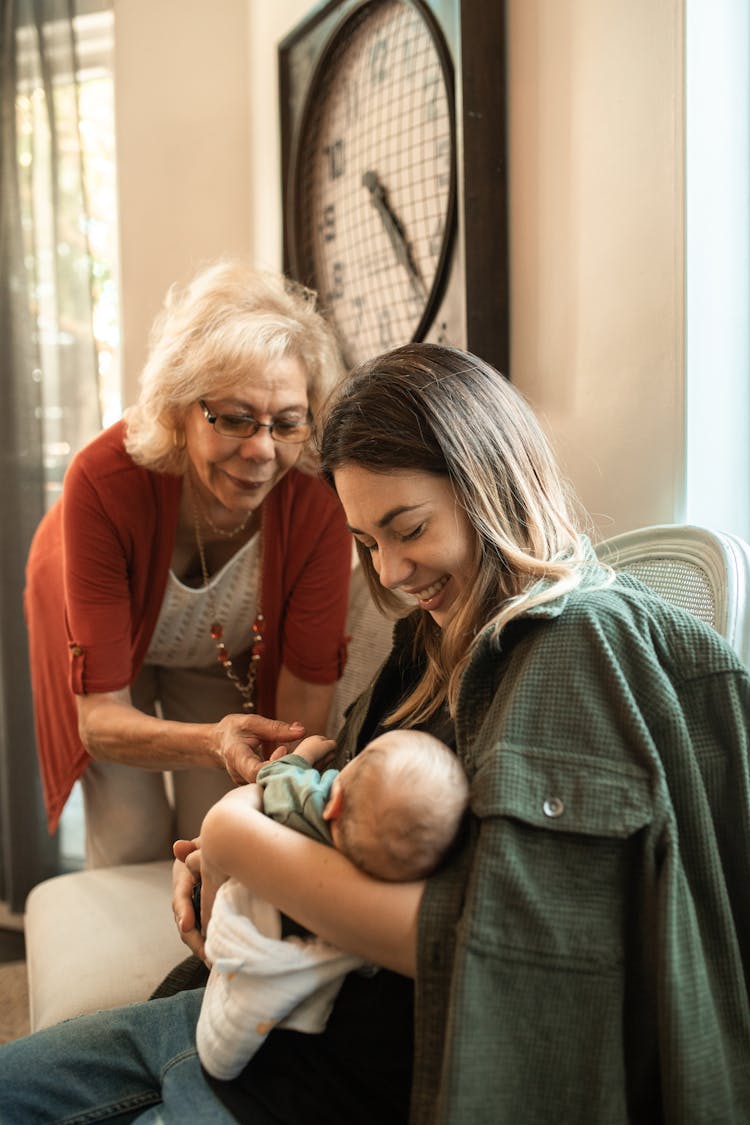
196;729;469;1080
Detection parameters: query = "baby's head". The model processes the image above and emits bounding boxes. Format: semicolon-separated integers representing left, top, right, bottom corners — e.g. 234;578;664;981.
323;730;469;881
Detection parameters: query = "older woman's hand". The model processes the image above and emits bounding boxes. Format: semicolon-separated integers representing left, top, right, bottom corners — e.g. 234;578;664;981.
213;714;305;785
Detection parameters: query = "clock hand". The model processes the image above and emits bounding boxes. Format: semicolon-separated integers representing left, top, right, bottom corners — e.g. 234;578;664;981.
362;170;427;299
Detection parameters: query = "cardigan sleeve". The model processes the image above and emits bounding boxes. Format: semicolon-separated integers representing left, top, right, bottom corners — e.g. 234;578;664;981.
24;422;179;830
62;453;141;692
60;428;178;693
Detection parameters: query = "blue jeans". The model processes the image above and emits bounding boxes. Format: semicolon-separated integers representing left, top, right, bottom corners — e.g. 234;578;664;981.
0;990;240;1123
0;968;413;1124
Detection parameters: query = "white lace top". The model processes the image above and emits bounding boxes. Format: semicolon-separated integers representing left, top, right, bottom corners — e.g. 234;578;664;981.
145;534;261;668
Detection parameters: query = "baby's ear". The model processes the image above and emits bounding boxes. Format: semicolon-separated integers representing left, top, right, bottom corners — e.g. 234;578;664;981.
323;778;344;822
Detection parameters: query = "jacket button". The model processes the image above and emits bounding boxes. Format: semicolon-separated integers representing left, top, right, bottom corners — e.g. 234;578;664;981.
543;796;565;818
70;645;83;656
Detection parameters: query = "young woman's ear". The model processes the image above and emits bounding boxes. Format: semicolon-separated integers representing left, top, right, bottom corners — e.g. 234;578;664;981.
323;778;344;822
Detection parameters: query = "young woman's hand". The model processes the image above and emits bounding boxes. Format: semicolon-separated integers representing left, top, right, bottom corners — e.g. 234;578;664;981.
171;786;267;962
171;837;206;961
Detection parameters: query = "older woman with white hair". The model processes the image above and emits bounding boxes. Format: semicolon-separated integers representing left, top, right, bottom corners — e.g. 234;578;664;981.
25;259;352;867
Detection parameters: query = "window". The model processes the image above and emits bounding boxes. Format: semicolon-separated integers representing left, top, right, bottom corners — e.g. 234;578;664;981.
685;0;750;538
14;4;120;868
15;5;120;508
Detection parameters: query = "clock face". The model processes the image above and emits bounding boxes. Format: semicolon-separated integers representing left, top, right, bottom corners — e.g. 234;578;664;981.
289;0;455;368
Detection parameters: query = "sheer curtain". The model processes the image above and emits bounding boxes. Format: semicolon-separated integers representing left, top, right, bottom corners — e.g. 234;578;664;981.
0;0;113;912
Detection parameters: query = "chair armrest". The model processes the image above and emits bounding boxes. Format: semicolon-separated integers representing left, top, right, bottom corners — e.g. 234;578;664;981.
25;861;186;1031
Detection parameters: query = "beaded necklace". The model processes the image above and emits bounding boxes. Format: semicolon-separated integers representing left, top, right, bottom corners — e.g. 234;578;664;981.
190;492;265;712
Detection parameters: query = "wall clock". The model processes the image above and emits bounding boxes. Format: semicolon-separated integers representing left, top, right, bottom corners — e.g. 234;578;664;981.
279;0;508;374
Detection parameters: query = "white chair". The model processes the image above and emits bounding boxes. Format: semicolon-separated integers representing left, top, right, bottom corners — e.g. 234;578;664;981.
24;861;189;1030
595;523;750;666
24;561;395;1030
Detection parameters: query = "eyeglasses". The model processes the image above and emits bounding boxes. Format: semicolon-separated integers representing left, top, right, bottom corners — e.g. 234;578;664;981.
199;399;313;444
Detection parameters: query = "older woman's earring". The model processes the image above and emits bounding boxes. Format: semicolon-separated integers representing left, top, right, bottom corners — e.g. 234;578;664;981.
173;428;187;451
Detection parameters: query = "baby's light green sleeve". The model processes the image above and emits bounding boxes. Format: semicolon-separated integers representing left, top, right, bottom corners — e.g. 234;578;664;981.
257;754;338;846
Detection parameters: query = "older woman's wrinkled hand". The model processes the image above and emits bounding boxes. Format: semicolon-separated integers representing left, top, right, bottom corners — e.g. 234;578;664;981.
212;713;305;785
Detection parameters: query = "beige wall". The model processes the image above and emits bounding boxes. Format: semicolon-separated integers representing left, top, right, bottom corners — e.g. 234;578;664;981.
114;0;685;537
114;0;252;399
246;0;311;270
507;0;685;538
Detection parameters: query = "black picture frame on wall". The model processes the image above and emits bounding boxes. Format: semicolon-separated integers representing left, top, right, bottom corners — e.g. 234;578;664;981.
279;0;509;376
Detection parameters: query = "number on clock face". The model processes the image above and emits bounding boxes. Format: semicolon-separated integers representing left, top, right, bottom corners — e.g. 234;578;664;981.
291;0;455;367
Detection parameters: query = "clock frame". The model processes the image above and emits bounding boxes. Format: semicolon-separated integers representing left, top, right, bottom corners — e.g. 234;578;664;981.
279;0;508;375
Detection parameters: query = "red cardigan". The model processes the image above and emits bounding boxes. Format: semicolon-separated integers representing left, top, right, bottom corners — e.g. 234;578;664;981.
25;421;352;832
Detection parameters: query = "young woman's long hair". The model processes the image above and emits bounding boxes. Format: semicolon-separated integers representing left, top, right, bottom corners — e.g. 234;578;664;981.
320;343;598;724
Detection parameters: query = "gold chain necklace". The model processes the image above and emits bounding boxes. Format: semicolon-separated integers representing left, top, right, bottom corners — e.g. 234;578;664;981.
191;485;252;539
190;495;265;713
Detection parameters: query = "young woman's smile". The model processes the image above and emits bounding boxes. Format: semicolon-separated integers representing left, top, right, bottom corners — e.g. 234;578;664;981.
334;464;477;628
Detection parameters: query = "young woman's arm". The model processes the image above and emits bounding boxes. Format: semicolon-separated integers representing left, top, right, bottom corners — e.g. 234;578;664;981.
193;784;423;977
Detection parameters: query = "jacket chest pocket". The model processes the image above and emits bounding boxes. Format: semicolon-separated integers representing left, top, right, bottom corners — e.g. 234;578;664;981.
463;746;655;968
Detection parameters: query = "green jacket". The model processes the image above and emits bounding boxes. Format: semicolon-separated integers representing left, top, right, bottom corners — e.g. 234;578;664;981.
338;570;750;1124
